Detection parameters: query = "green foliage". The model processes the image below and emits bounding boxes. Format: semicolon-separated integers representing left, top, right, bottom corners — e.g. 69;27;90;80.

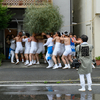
23;3;63;34
44;81;48;84
26;82;31;84
0;0;14;30
56;81;61;84
95;56;100;60
0;53;5;60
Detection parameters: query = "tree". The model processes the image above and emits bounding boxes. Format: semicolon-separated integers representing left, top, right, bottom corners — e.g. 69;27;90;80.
23;3;63;34
0;0;14;30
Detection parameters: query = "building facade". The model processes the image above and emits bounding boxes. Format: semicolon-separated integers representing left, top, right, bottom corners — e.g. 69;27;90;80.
73;0;100;58
0;0;73;55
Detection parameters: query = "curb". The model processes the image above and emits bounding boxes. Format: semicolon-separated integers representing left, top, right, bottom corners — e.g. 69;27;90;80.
0;77;99;84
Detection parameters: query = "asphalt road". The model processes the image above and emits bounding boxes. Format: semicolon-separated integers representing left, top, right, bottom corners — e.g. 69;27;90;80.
0;64;100;81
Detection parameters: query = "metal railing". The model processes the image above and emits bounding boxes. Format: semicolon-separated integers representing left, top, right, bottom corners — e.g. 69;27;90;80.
2;0;52;7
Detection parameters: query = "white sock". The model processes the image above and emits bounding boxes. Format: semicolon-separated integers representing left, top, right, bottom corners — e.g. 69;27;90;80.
34;60;36;63
32;60;33;63
30;61;32;64
26;60;29;63
65;64;67;66
22;59;24;62
59;63;61;66
17;59;19;62
55;64;57;66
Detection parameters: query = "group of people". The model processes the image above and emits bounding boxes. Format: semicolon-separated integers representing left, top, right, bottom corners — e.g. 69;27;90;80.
8;31;95;91
8;31;77;69
8;31;95;69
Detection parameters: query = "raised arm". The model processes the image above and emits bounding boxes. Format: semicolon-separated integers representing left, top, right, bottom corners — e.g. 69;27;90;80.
22;38;27;42
72;38;81;44
28;37;32;42
43;38;50;46
52;37;56;42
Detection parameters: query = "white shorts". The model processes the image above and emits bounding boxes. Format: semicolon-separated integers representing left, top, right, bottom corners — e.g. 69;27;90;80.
53;48;61;56
15;47;23;54
60;44;65;56
24;47;30;54
30;41;38;54
15;42;23;54
36;43;45;54
69;52;76;56
52;42;61;56
63;45;72;56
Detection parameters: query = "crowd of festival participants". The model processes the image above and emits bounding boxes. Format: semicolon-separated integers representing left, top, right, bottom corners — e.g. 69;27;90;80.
8;31;95;69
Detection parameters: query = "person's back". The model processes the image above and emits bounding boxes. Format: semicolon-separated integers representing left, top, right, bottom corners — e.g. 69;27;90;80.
31;35;38;42
64;36;70;46
76;43;93;74
76;35;93;92
15;36;22;42
55;36;61;43
14;32;24;64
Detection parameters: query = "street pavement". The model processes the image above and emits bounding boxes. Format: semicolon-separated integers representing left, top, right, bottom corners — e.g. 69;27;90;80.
0;84;100;100
0;62;100;82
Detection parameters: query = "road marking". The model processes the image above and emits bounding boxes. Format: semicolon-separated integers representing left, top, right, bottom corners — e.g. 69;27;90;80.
0;84;100;87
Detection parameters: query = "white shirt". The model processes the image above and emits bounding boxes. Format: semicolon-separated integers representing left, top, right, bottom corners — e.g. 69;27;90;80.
10;39;15;50
44;37;54;47
22;38;31;48
81;42;88;45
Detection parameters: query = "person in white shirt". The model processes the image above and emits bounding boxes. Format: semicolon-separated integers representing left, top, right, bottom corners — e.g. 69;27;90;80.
22;33;31;65
42;32;54;68
8;34;15;63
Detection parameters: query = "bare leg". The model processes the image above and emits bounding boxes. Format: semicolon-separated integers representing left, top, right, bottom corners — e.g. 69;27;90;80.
52;55;59;69
27;53;33;66
57;56;62;68
29;53;32;61
15;53;19;64
61;55;66;65
43;54;46;63
52;55;57;64
15;53;18;60
57;56;60;63
21;53;24;59
21;53;24;62
36;53;39;62
65;56;70;64
68;55;73;63
33;54;36;64
62;55;69;69
26;54;29;60
24;54;29;65
65;56;71;68
33;54;36;61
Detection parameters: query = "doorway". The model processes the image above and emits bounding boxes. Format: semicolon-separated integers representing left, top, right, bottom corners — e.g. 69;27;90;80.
5;28;17;59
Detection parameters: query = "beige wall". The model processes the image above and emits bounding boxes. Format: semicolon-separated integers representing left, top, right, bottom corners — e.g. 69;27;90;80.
73;0;92;36
94;15;100;57
53;0;72;33
73;0;100;57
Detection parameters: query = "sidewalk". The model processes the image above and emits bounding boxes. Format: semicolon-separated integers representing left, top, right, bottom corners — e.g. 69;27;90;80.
0;61;100;84
1;61;47;68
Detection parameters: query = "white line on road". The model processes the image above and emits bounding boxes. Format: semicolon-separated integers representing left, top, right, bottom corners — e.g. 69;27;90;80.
0;84;100;87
